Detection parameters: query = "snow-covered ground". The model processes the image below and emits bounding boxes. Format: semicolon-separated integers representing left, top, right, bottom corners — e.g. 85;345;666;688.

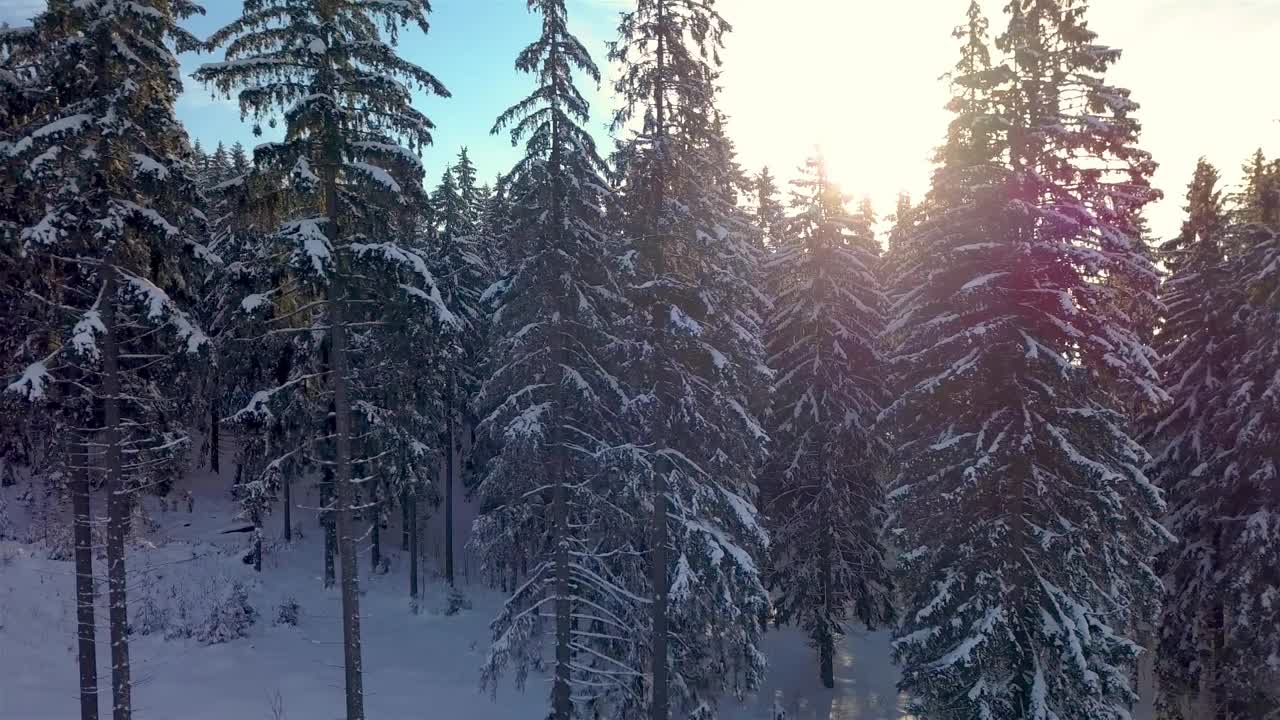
1;469;913;720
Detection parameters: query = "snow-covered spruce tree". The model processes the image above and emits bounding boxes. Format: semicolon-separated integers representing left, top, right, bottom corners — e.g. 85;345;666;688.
881;2;1167;718
196;137;324;570
471;3;646;717
2;3;213;719
1;19;107;720
1177;171;1280;720
430;151;490;588
886;192;916;257
752;167;786;251
191;139;248;483
478;174;514;274
610;2;772;718
1231;149;1280;227
882;0;990;312
195;2;454;717
763;150;894;690
1145;159;1237;720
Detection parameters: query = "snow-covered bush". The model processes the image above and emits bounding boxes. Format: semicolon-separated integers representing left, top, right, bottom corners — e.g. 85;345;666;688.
131;593;170;637
132;567;259;644
443;586;471;617
0;492;13;541
196;580;257;645
274;596;300;627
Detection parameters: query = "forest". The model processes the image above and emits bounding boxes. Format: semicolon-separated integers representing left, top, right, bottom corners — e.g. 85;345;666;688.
1;1;1278;720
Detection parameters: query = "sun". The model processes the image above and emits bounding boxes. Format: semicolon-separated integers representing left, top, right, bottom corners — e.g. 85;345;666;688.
717;0;958;220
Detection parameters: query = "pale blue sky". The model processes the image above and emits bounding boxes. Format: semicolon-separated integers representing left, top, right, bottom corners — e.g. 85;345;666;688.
170;0;623;190
3;1;1278;236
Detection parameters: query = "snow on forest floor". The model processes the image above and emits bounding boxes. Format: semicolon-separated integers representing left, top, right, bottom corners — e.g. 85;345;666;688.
2;474;913;720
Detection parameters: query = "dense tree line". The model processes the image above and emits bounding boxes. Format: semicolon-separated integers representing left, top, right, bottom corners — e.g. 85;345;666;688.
2;1;1277;720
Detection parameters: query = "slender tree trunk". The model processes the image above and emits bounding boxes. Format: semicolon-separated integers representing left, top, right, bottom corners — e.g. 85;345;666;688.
400;492;410;552
1007;454;1032;706
818;503;835;689
444;386;455;587
282;471;292;543
209;395;220;475
253;517;263;573
552;444;572;720
370;491;381;574
322;467;336;589
408;492;419;609
651;463;669;720
545;108;575;720
650;3;670;718
102;268;131;720
325;150;364;720
71;462;100;720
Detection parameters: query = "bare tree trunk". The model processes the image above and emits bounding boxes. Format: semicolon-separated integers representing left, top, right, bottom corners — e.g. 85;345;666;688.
650;2;670;716
209;396;220;475
408;492;419;610
818;507;834;689
325;155;364;718
322;467;335;589
330;276;364;719
253;518;263;573
370;489;381;574
71;461;100;720
552;446;572;720
102;268;131;720
651;463;669;720
282;471;291;543
400;492;409;552
444;386;455;587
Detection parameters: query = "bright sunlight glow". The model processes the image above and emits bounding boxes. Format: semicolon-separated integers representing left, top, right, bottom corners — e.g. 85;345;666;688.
716;0;1280;236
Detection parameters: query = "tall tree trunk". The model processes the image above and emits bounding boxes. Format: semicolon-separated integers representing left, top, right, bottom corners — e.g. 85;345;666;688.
408;492;419;609
400;491;410;552
102;268;131;720
1007;454;1032;707
323;466;336;589
370;489;381;574
651;463;669;720
444;384;455;587
253;517;263;573
282;470;292;543
326;153;364;720
209;394;220;475
818;502;835;689
71;461;100;720
650;3;670;718
552;445;572;720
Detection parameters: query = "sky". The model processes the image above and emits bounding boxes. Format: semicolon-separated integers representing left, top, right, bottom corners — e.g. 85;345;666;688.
3;0;1278;238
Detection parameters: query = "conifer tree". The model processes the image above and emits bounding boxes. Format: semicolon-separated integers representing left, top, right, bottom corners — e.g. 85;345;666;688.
472;2;646;717
763;150;894;689
1232;149;1280;227
883;2;1166;718
2;17;105;720
1158;157;1280;720
1146;159;1238;719
195;2;454;717
3;3;213;719
430;152;489;587
610;1;772;717
1200;179;1280;720
753;166;786;250
229;141;249;176
886;191;916;256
